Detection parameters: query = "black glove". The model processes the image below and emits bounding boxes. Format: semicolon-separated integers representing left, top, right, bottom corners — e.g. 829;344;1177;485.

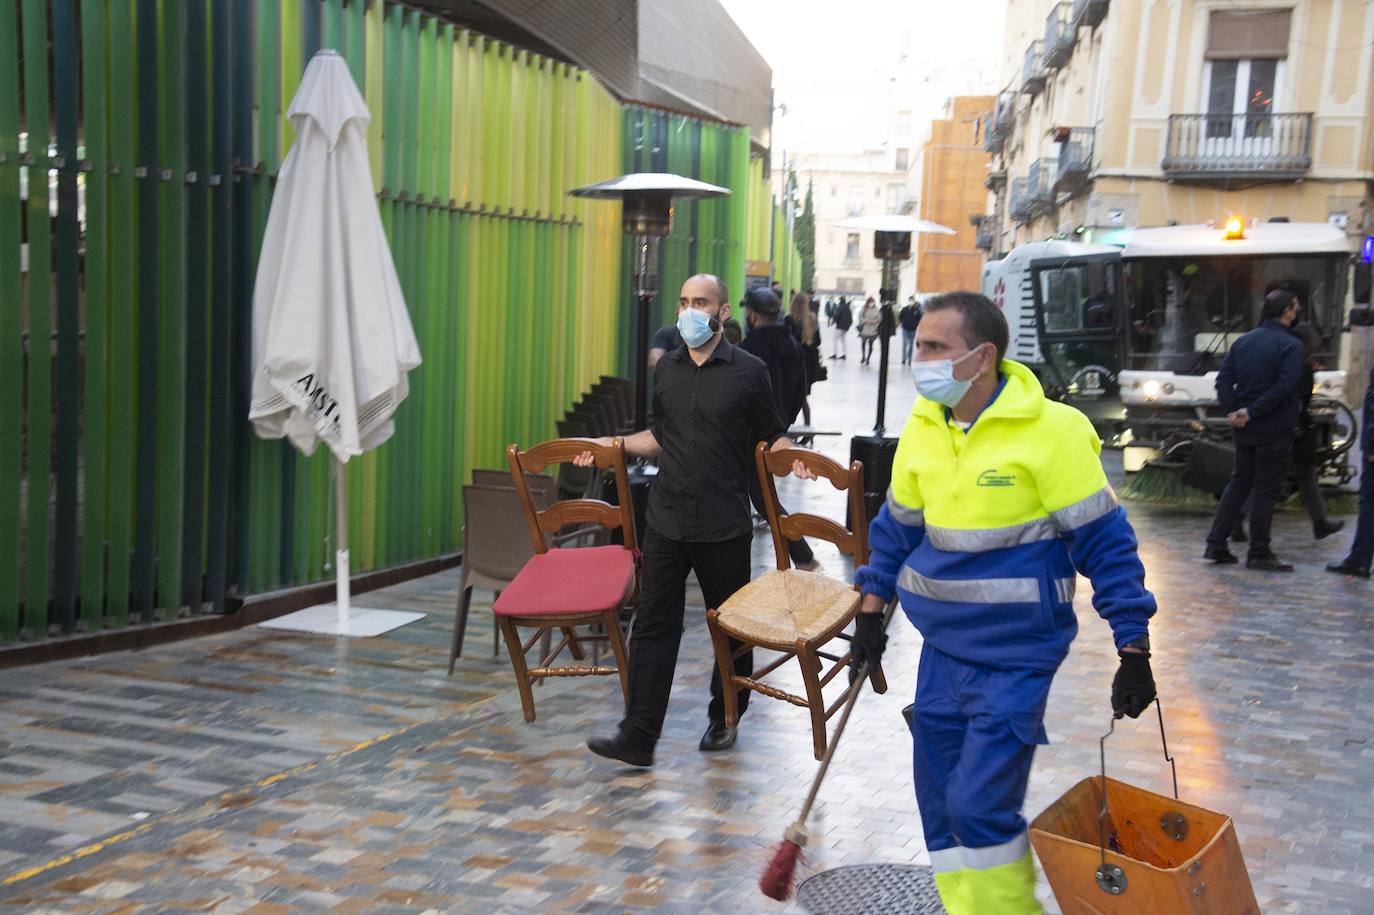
849;612;887;686
1111;650;1156;718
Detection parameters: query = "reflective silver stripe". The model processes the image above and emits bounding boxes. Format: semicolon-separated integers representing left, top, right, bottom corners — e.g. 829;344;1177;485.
898;567;1039;604
928;847;965;874
1055;576;1077;603
885;487;924;527
1050;485;1119;532
924;517;1058;552
961;833;1030;871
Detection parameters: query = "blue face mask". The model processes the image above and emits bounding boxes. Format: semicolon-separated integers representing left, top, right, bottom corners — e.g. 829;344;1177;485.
911;345;986;408
677;307;720;348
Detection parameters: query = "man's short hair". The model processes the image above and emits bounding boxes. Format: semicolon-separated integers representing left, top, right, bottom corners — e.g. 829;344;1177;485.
923;291;1010;363
688;273;729;307
1262;288;1298;320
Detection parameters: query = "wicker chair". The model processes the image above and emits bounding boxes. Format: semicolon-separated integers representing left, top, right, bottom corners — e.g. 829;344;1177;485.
449;475;557;670
494;437;638;723
705;443;885;760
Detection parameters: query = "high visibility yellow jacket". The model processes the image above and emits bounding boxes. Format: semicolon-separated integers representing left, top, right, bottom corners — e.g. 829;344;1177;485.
855;359;1154;671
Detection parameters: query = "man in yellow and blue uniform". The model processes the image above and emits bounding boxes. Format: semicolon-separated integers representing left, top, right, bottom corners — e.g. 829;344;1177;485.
849;292;1158;914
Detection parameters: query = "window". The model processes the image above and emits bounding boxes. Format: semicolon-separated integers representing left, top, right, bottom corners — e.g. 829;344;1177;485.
896;110;912;135
895;148;910;171
1203;9;1289;139
848;186;863;216
837;276;864;293
845;233;861;264
831;184;838;196
887;183;902;213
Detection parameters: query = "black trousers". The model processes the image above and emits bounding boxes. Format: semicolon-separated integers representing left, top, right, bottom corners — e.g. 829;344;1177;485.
620;528;753;745
1207;436;1293;557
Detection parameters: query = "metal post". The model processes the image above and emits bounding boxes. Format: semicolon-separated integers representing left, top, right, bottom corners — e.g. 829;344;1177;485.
874;256;900;433
633;234;660;431
335;457;350;624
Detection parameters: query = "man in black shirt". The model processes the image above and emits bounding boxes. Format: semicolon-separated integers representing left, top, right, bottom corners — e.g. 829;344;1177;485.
576;273;812;767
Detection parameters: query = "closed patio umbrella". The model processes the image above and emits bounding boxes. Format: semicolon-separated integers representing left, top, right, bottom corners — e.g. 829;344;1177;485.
252;49;424;637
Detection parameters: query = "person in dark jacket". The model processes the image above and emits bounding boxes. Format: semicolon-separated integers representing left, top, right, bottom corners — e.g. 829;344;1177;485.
742;287;818;570
1327;366;1374;579
785;291;823;424
1204;289;1305;571
830;297;853;359
899;297;922;364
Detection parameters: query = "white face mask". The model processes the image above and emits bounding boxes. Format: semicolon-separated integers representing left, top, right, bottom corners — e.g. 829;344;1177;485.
911;345;986;408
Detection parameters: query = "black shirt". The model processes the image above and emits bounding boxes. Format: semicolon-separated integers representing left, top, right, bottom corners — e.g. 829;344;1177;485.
648;339;786;542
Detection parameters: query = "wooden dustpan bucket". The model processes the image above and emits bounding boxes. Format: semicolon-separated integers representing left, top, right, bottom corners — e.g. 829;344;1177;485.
1029;703;1260;914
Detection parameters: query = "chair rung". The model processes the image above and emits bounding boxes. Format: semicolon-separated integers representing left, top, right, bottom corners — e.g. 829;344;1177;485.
750;651;797;681
530;665;619;678
735;676;809;709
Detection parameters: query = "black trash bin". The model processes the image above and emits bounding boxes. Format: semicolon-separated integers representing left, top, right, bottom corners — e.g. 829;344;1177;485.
849;434;900;526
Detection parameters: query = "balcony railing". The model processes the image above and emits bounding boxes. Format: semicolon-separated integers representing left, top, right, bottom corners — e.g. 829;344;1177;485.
1162;113;1313;183
1022;41;1047;95
1072;0;1110;29
984;167;1007;190
1009;176;1033;223
1053;127;1095;193
1044;3;1074;69
1026;159;1055;214
983;91;1018;153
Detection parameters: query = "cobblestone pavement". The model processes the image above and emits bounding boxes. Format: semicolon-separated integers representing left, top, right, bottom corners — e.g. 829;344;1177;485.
0;348;1369;913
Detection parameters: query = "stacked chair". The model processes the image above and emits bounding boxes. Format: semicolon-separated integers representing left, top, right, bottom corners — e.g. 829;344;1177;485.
705;443;879;760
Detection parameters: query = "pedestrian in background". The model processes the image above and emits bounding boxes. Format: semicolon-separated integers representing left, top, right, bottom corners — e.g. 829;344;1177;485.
858;296;881;364
1204;289;1305;572
1327;364;1374;579
1292;323;1343;540
830;296;852;359
899;296;922;364
786;291;823;425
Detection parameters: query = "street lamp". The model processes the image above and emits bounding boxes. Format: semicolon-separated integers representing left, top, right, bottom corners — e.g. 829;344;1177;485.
835;214;954;518
567;172;730;430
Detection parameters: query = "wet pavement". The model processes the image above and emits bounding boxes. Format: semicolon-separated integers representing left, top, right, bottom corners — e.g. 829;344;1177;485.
0;341;1370;913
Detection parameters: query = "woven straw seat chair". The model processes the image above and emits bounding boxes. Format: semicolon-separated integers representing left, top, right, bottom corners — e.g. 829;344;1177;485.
706;442;885;760
493;437;637;723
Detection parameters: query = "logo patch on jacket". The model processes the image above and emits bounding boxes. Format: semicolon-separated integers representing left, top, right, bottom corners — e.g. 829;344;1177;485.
976;469;1016;487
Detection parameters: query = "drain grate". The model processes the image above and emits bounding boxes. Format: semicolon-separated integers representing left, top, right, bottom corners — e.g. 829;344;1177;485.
796;863;944;914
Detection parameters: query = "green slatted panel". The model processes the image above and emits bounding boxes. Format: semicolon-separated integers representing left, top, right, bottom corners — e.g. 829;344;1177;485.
156;0;187;615
22;0;53;636
0;0;21;639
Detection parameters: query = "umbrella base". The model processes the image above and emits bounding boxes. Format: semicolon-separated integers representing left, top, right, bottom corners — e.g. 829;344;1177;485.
259;604;426;637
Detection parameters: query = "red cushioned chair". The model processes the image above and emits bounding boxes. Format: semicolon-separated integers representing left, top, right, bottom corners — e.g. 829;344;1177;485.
496;437;638;723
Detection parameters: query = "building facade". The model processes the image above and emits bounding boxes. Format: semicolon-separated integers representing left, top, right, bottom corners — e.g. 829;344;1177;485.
909;95;996;294
793;151;909;299
980;0;1374;256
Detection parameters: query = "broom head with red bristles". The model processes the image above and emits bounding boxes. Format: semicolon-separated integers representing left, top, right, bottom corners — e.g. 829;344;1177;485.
759;823;809;901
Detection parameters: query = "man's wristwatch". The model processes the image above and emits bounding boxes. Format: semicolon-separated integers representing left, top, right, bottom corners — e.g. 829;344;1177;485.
1121;635;1151;654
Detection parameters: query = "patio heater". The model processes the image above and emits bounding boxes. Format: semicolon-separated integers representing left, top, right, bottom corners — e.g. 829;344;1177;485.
835;215;955;519
567;173;731;430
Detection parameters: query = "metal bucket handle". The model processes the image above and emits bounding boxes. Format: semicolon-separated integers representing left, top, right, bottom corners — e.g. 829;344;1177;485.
1094;699;1180;896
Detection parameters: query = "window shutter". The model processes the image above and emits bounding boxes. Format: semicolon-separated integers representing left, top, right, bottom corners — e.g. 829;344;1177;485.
1206;9;1292;60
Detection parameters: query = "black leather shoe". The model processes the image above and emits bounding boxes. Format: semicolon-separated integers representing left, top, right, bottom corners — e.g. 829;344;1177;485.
1204;546;1238;564
1314;520;1345;540
1326;560;1371;579
586;733;653;767
1246;554;1293;573
698;722;738;752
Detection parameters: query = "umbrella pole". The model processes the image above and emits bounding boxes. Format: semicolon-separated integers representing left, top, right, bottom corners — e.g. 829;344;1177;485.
334;457;350;625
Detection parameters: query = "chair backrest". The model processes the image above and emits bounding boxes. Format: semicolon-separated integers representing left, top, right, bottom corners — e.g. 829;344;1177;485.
461;484;555;581
581;392;623;432
507;437;637;553
571;399;614;436
592;382;631;425
556;418;591;439
471;468;556;503
754;441;868;570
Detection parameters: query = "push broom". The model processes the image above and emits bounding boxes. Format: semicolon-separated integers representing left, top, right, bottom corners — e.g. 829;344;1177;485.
760;600;895;902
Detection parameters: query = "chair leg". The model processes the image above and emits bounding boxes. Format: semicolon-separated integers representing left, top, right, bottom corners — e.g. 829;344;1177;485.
798;639;828;761
604;609;631;707
450;584;474;673
563;626;586;660
492;590;502;658
497;615;538;723
705;610;742;729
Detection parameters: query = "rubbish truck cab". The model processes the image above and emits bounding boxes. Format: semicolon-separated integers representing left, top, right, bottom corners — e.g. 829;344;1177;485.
1116;221;1353;473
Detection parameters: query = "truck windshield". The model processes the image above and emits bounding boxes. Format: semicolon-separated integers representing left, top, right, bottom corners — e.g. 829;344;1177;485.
1123;255;1346;374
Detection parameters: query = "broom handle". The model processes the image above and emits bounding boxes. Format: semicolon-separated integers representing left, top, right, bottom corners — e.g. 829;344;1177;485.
794;599;896;826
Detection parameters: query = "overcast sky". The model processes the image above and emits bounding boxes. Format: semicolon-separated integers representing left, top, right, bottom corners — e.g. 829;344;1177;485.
718;0;1009;155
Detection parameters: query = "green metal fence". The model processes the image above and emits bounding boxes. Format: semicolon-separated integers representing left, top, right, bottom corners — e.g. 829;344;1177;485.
0;2;795;646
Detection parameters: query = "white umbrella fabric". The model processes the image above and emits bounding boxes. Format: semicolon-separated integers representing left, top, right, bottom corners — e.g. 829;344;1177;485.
251;49;424;637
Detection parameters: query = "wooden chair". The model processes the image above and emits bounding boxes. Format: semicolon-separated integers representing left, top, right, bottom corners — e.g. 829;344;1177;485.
494;437;638;722
449;475;557;668
705;443;885;760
